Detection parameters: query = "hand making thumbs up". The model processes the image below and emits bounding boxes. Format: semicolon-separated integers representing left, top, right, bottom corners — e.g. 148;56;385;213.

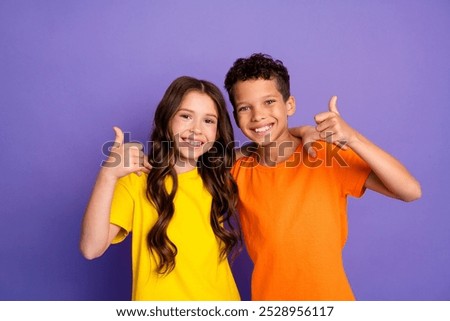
314;96;356;148
101;127;150;178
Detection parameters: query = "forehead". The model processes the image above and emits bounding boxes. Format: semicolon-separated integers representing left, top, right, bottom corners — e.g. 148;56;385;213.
179;91;218;115
233;78;281;104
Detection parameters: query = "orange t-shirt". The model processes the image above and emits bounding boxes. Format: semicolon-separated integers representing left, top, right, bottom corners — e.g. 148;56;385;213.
231;141;371;300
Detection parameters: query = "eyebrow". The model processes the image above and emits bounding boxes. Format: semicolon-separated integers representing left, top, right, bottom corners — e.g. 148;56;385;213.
261;94;278;99
177;107;218;119
235;94;278;106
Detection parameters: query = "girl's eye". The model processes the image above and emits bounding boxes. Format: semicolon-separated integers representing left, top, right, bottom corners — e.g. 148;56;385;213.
205;119;216;124
237;106;250;112
180;114;191;119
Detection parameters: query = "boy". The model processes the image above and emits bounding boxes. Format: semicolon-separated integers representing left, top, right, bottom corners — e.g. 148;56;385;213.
225;53;421;300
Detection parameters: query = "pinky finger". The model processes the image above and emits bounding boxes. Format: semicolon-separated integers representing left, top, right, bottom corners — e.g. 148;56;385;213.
143;158;152;171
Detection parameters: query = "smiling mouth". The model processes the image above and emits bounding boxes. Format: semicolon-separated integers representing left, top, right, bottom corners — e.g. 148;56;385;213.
180;138;204;148
252;124;273;134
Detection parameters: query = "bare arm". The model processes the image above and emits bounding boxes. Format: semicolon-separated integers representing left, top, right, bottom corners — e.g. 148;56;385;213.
80;170;121;260
347;132;420;201
314;96;421;202
79;127;148;259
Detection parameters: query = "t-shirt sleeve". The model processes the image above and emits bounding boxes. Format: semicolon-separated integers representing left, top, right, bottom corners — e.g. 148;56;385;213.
110;178;134;244
337;147;372;198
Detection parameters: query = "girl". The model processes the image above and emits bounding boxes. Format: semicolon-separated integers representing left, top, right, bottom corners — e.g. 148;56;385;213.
80;76;241;300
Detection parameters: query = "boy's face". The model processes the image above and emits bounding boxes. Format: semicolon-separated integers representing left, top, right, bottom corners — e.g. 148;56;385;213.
232;78;295;146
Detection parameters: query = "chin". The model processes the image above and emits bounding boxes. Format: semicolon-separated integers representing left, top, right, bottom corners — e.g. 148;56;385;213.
247;134;275;147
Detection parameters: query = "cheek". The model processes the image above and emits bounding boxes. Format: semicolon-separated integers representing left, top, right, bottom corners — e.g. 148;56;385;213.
206;125;219;141
237;117;247;129
171;119;186;134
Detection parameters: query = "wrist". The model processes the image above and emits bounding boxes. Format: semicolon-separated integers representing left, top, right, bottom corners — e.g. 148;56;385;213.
346;131;365;149
98;167;120;183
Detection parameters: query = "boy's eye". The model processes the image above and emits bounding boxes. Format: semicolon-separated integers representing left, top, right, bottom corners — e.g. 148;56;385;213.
266;99;275;105
237;106;250;112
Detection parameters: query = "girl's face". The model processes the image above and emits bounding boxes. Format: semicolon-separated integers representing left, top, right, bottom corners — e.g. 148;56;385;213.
171;91;219;173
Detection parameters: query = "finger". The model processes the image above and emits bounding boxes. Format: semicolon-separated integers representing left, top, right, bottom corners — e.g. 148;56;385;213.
321;132;348;149
130;156;142;166
316;117;337;133
321;130;334;141
314;111;335;124
329;96;340;115
126;145;140;156
143;157;151;170
112;127;124;147
125;148;141;166
135;161;151;175
124;142;143;150
140;166;150;174
139;153;149;165
124;150;140;168
138;160;150;173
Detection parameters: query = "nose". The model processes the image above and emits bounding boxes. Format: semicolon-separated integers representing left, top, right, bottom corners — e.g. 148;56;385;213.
251;106;265;122
189;120;202;134
189;127;202;134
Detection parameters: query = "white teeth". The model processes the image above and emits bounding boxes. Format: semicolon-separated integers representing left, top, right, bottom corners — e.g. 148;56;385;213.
188;140;201;147
183;138;202;147
254;125;272;133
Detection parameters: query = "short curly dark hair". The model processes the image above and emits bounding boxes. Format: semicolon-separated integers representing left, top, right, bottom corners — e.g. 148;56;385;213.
224;53;291;108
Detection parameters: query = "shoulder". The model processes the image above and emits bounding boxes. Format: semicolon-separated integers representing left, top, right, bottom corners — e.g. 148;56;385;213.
116;172;148;192
235;142;258;161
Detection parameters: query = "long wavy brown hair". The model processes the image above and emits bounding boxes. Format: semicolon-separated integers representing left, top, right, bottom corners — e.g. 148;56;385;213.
146;76;241;275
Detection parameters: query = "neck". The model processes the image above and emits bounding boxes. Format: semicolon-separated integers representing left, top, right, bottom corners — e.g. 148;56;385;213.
173;159;197;174
256;134;301;166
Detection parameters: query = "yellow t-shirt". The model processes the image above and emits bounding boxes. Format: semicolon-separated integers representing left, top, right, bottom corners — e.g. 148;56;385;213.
110;169;240;301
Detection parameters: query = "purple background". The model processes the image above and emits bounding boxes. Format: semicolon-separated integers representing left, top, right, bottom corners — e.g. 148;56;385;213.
1;0;449;301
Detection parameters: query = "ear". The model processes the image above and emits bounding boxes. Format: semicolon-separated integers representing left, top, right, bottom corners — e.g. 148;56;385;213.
286;96;296;116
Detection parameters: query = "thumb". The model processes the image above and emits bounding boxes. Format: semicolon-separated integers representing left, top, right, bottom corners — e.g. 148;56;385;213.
329;96;340;115
112;126;124;147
